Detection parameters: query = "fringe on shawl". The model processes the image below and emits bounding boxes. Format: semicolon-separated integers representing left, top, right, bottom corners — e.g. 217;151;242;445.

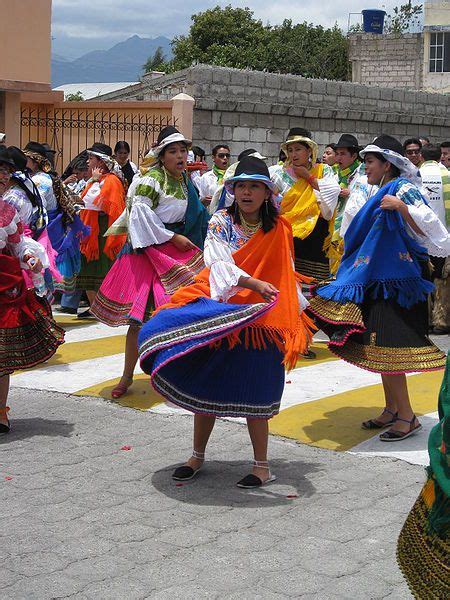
209;310;316;372
318;277;434;310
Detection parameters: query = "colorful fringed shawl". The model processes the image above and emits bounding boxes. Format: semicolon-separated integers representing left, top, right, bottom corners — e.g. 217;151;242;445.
80;174;126;261
317;178;434;309
154;216;315;370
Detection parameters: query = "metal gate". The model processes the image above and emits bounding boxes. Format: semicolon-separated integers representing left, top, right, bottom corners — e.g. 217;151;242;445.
20;104;177;173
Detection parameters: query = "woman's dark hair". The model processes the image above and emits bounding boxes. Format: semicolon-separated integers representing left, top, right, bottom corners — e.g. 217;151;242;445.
325;143;336;151
366;153;401;179
114;141;131;154
227;189;278;233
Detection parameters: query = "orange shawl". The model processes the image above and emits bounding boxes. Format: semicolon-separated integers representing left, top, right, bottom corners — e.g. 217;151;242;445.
80;174;126;261
157;216;315;370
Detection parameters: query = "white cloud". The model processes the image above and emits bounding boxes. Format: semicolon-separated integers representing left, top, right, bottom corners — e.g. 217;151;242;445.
51;0;403;57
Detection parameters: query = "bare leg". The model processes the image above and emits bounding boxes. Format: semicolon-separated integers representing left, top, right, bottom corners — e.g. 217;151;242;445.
184;414;216;470
86;290;97;306
0;374;10;426
246;418;271;481
366;374;400;425
115;324;139;390
383;374;418;433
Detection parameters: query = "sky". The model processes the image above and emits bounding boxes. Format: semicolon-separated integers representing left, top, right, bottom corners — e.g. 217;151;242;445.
51;0;401;59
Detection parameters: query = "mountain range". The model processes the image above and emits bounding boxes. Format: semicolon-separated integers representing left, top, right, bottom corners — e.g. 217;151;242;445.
52;35;173;87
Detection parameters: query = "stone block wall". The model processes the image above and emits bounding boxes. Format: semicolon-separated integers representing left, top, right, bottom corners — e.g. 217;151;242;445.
348;33;424;90
98;64;450;165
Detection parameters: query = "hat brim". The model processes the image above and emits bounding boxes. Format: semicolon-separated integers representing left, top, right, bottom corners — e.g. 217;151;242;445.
281;136;318;165
360;144;421;185
224;173;276;194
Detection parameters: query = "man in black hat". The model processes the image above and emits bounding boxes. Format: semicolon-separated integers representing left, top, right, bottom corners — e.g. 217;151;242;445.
329;134;365;273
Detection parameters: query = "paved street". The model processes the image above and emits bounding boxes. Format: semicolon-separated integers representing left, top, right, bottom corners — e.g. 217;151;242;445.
11;312;450;466
5;313;449;598
2;386;421;599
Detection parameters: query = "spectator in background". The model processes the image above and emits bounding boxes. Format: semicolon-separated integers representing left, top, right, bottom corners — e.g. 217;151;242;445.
322;143;337;167
403;138;423;168
114;141;138;187
441;141;450;169
187;145;208;191
420;144;450;335
198;144;231;207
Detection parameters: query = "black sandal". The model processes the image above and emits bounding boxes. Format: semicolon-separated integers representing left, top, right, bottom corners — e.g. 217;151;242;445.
379;415;422;442
362;408;398;430
172;450;204;481
0;407;10;435
236;461;276;489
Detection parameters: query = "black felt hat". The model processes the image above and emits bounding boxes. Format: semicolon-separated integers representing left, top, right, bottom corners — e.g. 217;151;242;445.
225;156;275;193
7;146;27;171
24;141;49;158
0;146;16;169
334;134;360;151
286;127;312;139
87;142;113;157
372;135;405;156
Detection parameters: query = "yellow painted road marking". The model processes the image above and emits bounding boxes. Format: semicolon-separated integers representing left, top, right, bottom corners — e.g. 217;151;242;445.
75;374;163;411
15;335;126;372
294;342;338;367
270;369;442;451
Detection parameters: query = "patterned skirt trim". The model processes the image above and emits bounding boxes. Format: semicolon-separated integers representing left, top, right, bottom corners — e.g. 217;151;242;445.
91;243;204;327
329;340;446;375
397;490;450;599
308;295;446;374
0;296;65;376
139;298;284;419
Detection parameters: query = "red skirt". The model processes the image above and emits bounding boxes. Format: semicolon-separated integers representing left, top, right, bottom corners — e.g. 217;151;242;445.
0;253;64;376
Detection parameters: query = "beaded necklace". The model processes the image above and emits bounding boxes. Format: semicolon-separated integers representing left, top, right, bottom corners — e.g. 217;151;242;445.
238;208;262;237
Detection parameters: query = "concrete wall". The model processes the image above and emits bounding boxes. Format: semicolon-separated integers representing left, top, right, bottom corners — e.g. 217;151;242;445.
423;1;450;94
97;64;450;165
0;0;52;89
348;33;423;90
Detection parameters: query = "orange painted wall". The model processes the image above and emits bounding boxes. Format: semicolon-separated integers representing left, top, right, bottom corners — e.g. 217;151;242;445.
0;0;51;85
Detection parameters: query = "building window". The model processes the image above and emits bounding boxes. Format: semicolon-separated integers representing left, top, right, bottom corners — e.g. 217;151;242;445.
429;32;450;72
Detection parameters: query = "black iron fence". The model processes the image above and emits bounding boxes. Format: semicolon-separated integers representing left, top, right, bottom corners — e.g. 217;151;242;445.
20;105;177;173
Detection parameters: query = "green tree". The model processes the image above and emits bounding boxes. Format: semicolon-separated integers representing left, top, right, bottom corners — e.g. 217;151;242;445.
384;2;423;34
65;91;84;101
143;46;167;73
167;6;349;81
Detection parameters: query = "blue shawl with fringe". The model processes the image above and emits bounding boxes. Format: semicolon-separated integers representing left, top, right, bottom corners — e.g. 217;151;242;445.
317;178;433;308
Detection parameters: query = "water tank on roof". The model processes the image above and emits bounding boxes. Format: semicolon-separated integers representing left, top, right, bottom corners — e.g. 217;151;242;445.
362;9;386;34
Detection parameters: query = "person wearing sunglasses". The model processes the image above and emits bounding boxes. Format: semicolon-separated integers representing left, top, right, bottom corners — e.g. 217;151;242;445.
403;138;423;168
198;144;231;207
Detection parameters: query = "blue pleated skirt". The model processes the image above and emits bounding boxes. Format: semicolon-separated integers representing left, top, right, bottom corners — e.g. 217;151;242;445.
139;297;285;419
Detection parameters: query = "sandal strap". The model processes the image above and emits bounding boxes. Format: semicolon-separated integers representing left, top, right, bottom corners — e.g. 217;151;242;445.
382;408;397;418
253;460;270;469
192;450;205;459
396;414;416;425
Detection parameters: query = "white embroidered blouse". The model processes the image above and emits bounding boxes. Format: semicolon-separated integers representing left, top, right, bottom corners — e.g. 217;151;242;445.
204;209;308;311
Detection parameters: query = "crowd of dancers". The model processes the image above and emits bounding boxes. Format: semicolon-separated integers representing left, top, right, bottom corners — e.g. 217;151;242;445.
1;125;449;595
